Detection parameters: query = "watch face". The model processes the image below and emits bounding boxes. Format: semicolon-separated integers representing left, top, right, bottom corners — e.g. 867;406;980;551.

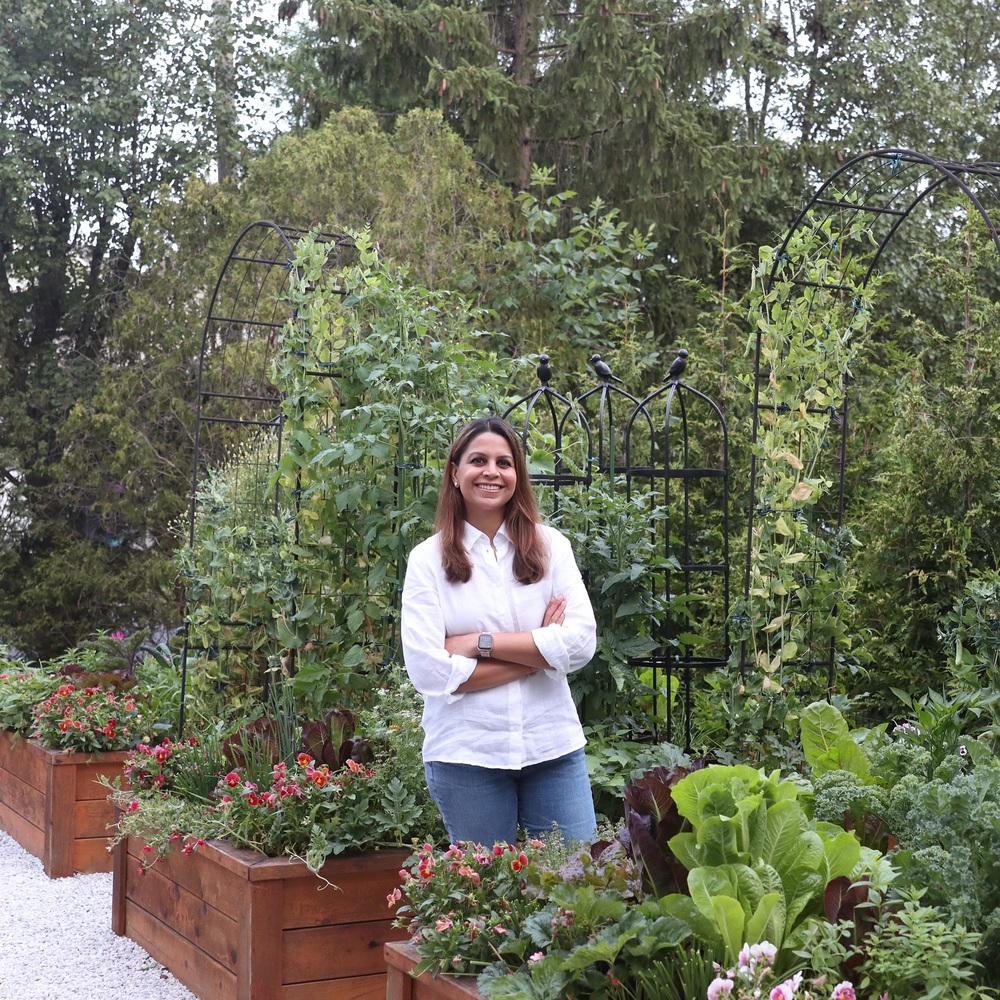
478;633;493;654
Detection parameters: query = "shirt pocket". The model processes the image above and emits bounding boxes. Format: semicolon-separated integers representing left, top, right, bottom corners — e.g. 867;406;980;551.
509;579;553;631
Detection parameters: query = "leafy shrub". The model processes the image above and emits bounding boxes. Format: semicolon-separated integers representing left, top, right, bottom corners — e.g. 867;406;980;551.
0;666;57;734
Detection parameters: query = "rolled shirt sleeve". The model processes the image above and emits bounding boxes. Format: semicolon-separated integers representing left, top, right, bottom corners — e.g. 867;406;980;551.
400;540;479;702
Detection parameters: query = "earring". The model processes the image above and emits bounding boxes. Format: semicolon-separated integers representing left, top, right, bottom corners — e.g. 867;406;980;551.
452;480;459;488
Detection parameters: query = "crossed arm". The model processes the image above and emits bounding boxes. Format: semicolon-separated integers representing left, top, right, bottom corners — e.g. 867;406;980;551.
445;596;567;693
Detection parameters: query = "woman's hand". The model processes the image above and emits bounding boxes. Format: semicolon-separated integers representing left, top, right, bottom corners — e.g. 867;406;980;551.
542;595;566;627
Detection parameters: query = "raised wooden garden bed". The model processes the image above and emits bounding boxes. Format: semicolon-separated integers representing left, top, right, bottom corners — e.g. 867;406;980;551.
384;941;483;1000
112;835;412;1000
0;728;127;878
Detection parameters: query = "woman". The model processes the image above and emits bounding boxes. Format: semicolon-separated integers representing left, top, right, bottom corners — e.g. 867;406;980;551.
401;417;598;847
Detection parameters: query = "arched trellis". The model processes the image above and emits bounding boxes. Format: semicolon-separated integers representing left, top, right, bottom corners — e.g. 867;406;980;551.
179;221;355;734
745;149;1000;686
178;221;731;748
504;352;730;749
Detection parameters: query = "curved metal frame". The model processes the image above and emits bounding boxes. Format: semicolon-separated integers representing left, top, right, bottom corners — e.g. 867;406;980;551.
746;148;1000;684
505;352;730;748
180;221;353;734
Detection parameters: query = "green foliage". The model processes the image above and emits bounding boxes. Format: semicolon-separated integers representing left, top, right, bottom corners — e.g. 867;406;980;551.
846;235;1000;713
860;895;988;1000
0;0;278;657
111;690;443;875
0;665;56;734
733;218;877;691
486;175;666;373
554;481;673;728
662;764;862;970
802;698;1000;985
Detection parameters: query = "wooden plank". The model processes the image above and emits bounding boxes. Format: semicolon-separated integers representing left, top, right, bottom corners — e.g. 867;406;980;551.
283;920;408;982
72;836;114;874
0;733;48;790
384;944;481;1000
0;804;44;859
112;829;128;935
241;878;282;1000
0;765;45;830
70;756;128;798
125;900;236;1000
44;761;77;877
74;795;117;838
284;973;388;1000
122;838;246;918
126;857;239;971
281;863;407;928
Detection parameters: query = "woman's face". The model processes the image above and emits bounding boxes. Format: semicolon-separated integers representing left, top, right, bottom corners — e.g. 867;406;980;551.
451;432;517;530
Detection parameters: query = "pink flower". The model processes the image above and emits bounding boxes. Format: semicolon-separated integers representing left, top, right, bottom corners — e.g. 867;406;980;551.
386;887;403;907
435;917;453;932
529;952;544;963
707;977;734;1000
831;984;856;1000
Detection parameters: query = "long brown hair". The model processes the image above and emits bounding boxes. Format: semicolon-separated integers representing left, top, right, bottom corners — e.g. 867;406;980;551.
435;417;547;584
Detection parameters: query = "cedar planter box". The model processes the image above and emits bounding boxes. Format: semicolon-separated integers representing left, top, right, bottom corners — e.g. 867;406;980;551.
384;941;483;1000
112;835;412;1000
0;728;127;878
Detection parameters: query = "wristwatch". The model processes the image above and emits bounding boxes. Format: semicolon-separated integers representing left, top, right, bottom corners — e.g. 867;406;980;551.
477;633;494;658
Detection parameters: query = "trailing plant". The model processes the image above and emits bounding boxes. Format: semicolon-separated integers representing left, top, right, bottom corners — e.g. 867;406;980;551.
109;682;444;875
393;838;695;999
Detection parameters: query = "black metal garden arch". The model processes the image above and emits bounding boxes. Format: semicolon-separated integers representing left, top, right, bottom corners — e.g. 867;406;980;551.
745;148;1000;686
178;219;731;749
178;221;355;734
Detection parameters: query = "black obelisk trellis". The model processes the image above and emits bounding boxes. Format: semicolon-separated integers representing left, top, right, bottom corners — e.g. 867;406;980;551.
745;149;1000;687
178;221;354;735
505;351;730;749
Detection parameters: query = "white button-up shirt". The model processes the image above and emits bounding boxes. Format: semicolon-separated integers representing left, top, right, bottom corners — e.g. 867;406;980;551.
401;521;597;769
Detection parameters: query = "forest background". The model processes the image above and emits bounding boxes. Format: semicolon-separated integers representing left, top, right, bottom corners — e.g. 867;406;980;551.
3;0;1000;720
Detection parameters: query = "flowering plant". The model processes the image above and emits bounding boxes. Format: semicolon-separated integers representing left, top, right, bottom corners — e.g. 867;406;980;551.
393;840;551;975
109;687;446;876
215;751;433;873
32;683;142;751
708;942;859;1000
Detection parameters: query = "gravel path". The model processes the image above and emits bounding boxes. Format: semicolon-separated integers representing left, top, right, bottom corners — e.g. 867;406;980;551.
0;830;197;1000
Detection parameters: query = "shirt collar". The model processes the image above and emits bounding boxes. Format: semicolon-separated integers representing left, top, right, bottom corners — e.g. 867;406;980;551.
462;520;510;550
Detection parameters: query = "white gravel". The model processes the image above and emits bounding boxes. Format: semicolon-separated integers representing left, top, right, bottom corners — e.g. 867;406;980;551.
0;830;197;1000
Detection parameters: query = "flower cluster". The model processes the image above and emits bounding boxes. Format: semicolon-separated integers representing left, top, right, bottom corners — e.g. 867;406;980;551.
123;736;221;795
217;754;386;873
32;683;141;751
708;942;858;1000
392;840;549;975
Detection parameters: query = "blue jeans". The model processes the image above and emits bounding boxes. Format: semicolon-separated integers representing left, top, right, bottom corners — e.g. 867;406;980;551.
424;748;597;847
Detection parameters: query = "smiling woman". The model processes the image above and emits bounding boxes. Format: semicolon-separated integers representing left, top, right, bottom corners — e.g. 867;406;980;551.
400;417;598;848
